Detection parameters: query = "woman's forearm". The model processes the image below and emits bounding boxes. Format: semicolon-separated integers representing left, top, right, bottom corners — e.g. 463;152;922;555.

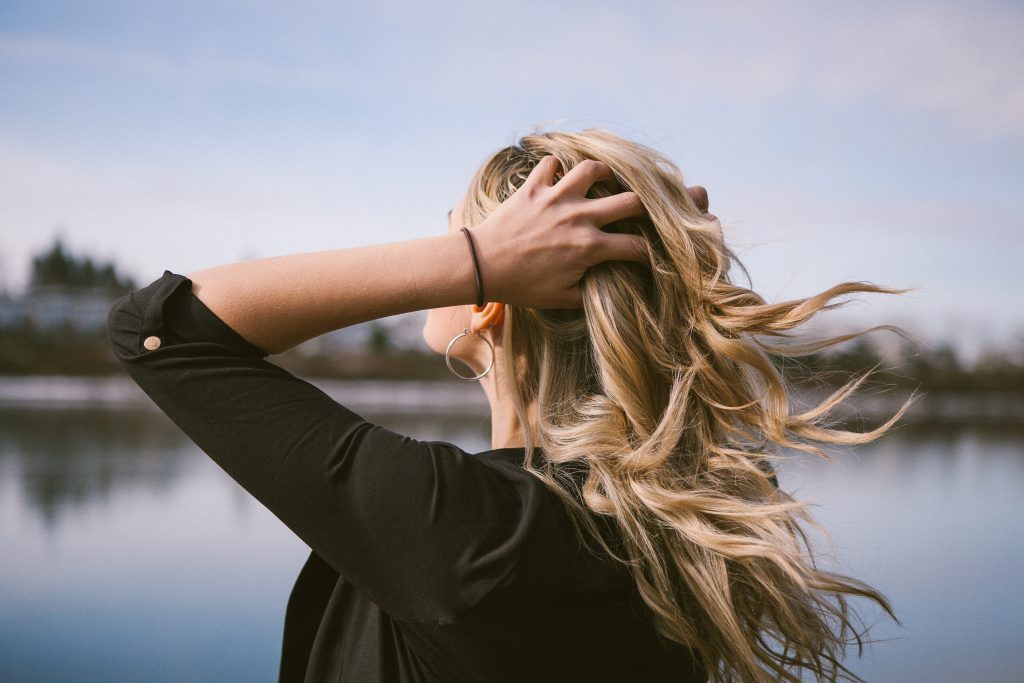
187;231;476;355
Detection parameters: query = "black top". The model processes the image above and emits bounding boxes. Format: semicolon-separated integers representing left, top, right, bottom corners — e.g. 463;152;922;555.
107;271;712;682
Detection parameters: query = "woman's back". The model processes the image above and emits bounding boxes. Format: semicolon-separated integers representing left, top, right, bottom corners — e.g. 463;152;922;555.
284;447;708;683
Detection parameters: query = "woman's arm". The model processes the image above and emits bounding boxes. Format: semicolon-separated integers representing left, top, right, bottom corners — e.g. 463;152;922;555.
187;233;476;355
187;156;647;354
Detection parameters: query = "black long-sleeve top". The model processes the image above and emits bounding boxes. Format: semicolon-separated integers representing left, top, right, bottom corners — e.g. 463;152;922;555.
107;270;713;682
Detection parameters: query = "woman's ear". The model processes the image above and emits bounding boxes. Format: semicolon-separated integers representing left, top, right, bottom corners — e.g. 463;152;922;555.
469;302;505;334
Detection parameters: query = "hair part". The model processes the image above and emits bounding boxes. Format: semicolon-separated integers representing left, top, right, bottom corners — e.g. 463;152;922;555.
462;127;917;683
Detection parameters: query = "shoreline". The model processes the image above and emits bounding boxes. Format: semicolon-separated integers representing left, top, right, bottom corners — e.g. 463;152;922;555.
2;375;1023;427
0;374;490;415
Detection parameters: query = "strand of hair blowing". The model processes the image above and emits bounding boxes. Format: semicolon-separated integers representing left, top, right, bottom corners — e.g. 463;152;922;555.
462;128;917;683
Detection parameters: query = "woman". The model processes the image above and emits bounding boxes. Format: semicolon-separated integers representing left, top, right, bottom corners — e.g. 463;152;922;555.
108;128;911;682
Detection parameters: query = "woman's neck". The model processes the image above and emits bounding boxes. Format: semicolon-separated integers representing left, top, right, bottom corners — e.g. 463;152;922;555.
478;363;534;450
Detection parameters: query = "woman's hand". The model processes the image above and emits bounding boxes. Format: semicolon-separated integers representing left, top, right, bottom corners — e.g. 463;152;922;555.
468;157;649;309
469;156;714;309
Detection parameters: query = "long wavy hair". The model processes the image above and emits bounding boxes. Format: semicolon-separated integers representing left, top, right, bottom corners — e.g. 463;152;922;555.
460;128;917;682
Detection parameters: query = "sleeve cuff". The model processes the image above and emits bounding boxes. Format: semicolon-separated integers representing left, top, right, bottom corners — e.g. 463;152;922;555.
108;270;270;360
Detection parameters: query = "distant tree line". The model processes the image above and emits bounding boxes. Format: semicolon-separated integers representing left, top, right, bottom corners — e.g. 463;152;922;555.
775;336;1024;393
2;237;1023;390
29;238;137;295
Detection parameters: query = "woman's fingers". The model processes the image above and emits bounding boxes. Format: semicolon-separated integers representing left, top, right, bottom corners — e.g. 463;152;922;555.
593;231;648;264
556;158;616;196
545;159;711;219
687;185;709;213
686;185;717;220
528;155;564;188
585;191;646;225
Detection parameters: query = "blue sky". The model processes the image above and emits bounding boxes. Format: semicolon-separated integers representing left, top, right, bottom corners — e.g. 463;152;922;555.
1;0;1022;361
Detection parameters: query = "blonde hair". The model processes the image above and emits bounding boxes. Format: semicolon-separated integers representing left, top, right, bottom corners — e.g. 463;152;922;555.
461;128;917;682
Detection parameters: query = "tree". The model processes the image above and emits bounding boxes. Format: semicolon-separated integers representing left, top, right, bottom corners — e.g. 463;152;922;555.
29;237;137;294
369;322;392;353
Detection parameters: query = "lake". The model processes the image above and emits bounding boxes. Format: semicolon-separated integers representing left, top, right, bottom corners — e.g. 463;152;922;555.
1;383;1022;682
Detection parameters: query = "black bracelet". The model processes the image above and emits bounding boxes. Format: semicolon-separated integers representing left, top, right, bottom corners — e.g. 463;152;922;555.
460;227;485;308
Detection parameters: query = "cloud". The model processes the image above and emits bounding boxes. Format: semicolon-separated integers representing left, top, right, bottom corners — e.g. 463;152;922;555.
2;2;1022;143
791;3;1024;143
611;2;1024;144
0;33;355;90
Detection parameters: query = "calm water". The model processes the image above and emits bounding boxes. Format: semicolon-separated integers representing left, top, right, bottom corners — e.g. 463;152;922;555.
1;401;1022;682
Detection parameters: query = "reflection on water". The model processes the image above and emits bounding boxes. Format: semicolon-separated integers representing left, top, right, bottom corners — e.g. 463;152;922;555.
1;406;1022;682
0;406;492;532
777;424;1024;683
1;409;190;530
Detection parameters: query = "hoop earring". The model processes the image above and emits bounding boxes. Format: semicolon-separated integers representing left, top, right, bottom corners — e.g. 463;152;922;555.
445;328;494;381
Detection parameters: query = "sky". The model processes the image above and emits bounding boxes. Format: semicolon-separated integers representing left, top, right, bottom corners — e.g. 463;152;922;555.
1;0;1022;362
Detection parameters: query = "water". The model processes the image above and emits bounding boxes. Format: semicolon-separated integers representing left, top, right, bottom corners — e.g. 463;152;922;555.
1;401;1022;682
